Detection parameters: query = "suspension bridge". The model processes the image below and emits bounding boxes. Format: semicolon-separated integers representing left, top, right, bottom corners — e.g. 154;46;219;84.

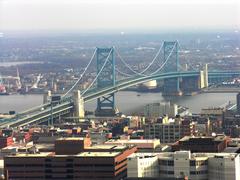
1;41;239;128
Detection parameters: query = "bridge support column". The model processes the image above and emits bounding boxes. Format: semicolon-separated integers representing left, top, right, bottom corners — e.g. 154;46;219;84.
181;76;201;95
163;78;182;96
203;64;208;88
43;90;52;104
162;41;182;96
95;47;117;116
73;90;85;120
179;64;208;95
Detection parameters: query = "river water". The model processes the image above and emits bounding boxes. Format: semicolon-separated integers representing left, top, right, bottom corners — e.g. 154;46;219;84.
0;91;237;114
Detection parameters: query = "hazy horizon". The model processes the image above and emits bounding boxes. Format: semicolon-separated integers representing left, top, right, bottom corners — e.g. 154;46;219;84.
0;0;239;32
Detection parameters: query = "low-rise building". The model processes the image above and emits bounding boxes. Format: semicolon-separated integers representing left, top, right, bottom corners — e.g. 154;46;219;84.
172;135;229;152
4;144;137;180
223;110;240;136
55;137;91;155
105;139;160;151
144;120;195;144
0;137;13;149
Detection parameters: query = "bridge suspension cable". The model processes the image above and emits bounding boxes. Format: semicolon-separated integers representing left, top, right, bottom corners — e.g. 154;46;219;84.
115;43;177;79
81;48;113;96
114;43;163;77
177;40;198;71
149;42;177;75
65;41;182;97
62;48;97;97
115;68;132;77
137;43;164;74
115;49;148;77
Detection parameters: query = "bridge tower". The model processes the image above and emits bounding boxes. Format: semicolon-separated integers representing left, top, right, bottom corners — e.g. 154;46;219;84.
162;41;182;96
95;47;116;116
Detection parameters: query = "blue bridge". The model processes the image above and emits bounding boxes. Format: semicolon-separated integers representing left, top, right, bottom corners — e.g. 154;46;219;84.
1;41;240;128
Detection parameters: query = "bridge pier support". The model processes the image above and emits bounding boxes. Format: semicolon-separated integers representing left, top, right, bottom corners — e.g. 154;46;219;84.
163;78;182;96
43;90;52;104
203;64;208;87
181;76;200;94
73;90;85;120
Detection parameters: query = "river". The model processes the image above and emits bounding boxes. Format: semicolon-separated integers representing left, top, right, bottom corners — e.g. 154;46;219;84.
0;91;237;114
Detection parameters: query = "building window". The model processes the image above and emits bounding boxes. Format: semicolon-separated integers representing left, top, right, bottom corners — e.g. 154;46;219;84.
190;160;196;166
66;159;73;162
167;160;174;166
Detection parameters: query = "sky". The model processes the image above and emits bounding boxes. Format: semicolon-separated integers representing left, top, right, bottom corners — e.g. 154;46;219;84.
0;0;239;32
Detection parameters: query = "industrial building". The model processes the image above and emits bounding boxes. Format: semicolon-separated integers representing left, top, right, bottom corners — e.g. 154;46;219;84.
144;119;195;143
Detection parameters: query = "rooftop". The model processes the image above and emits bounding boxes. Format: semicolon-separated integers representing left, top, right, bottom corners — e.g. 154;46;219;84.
56;137;85;141
12;152;51;157
128;152;237;161
212;153;238;158
106;139;159;144
77;152;120;157
128;153;158;159
179;135;226;143
223;147;240;153
85;144;128;150
8;151;121;158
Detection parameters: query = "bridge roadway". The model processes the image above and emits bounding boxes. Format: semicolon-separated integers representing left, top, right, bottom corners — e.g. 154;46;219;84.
1;70;240;128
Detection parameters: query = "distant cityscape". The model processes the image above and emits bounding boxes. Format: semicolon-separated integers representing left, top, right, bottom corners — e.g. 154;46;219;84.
0;31;240;180
0;31;239;95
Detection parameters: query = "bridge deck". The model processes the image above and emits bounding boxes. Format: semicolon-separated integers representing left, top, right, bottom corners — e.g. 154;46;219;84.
1;70;239;128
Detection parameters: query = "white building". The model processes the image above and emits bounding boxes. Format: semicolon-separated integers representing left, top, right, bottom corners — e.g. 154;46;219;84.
105;139;160;150
208;153;240;180
127;151;240;180
128;153;159;178
144;102;178;118
158;151;208;180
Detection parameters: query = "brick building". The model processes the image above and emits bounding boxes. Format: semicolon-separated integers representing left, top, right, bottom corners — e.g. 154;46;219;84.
4;137;137;180
172;135;229;152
